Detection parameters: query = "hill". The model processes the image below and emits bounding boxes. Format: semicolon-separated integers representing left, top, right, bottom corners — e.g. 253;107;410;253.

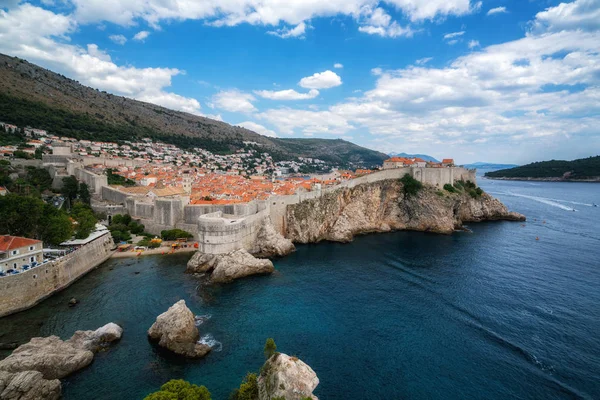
0;53;387;167
485;156;600;181
388;152;439;162
464;162;519;170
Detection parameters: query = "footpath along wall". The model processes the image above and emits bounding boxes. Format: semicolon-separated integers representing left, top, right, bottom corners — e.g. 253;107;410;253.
0;233;114;318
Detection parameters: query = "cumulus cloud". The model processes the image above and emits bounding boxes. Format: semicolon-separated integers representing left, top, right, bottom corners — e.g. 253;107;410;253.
358;6;413;38
532;0;600;32
212;90;257;113
487;6;507;16
258;108;354;135
267;22;306;38
0;3;202;115
254;88;319;100
299;70;342;89
133;30;150;41
109;34;127;45
237;121;277;137
67;0;481;36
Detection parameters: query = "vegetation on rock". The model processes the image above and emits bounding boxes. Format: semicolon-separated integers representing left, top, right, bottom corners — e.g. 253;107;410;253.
400;173;423;197
485;156;600;180
144;379;211;400
161;229;194;241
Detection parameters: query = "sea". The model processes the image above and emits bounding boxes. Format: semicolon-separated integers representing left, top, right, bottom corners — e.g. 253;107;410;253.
1;173;599;400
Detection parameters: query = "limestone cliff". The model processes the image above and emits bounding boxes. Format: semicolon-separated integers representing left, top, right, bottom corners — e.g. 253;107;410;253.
285;179;525;243
251;219;295;258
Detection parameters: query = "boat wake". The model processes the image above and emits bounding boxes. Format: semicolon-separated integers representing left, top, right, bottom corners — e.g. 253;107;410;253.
199;333;222;352
492;192;577;211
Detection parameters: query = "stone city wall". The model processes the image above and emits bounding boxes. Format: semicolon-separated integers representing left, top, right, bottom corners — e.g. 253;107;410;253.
0;233;114;318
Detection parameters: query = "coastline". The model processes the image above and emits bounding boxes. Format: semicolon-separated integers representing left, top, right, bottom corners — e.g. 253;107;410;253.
484;177;600;183
110;246;197;258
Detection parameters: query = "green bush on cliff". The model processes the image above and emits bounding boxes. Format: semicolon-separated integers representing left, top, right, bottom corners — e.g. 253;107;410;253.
443;184;457;193
144;379;211;400
400;173;423;197
264;338;277;360
229;373;259;400
161;229;194;241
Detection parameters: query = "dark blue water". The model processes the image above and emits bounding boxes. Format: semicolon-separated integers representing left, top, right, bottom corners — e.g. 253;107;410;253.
1;178;599;400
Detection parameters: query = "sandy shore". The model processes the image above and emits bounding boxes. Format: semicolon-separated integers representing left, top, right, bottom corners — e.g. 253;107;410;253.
111;245;197;258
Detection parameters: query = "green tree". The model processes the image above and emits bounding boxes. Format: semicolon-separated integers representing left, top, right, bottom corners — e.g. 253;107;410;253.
229;373;258;400
161;229;193;241
61;175;79;206
111;214;132;226
400;173;423;197
0;193;44;238
79;182;91;205
144;379;211;400
443;183;457;193
26;167;53;192
264;338;277;360
71;202;97;239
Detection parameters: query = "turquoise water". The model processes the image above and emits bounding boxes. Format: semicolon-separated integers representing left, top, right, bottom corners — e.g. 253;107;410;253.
1;178;599;399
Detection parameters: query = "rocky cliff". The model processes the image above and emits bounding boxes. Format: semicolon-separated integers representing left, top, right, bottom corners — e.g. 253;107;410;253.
285;179;525;243
187;250;275;283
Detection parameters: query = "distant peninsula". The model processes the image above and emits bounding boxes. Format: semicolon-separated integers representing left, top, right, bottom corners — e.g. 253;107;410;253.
463;162;518;170
485;156;600;182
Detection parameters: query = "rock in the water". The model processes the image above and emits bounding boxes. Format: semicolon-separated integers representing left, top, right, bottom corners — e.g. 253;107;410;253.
147;300;211;358
68;298;78;307
258;353;319;400
187;249;274;283
252;219;295;258
66;323;123;352
0;323;123;380
0;336;93;380
0;370;61;400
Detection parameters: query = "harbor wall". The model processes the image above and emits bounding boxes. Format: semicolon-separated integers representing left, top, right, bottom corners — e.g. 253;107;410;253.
0;233;114;318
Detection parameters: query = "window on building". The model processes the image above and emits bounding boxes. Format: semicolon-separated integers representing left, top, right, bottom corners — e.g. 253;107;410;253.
11;250;18;256
30;256;35;262
29;246;34;251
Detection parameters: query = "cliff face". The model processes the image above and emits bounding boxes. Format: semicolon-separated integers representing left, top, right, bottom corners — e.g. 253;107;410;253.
285;179;525;243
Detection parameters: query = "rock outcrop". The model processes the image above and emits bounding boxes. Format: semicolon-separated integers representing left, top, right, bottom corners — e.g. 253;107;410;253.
258;353;319;400
0;323;122;399
147;300;211;358
0;323;123;380
285;179;525;243
187;249;274;283
0;370;61;400
251;219;295;258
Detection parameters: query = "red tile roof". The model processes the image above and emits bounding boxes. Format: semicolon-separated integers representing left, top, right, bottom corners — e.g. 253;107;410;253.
0;236;42;252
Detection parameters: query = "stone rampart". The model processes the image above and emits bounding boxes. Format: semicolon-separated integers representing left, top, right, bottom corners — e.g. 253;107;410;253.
197;209;270;253
0;233;114;318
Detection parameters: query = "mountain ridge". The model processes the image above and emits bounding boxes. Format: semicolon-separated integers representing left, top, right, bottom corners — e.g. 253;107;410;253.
485;156;600;181
0;53;387;166
388;152;439;162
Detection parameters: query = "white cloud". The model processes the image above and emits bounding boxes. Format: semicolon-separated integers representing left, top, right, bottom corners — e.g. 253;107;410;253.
444;31;465;39
109;34;127;45
133;30;150;41
334;63;343;69
468;40;479;48
0;4;202;115
371;67;383;76
212;90;257;113
254;88;319;100
487;6;507;16
267;22;306;38
415;57;432;65
299;70;342;89
358;6;413;38
237;121;277;137
67;0;482;36
532;0;600;32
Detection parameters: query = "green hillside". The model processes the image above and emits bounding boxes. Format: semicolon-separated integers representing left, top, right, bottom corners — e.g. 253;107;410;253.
485;156;600;180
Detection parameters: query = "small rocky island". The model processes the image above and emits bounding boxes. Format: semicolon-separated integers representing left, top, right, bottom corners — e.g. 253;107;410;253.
0;323;122;400
148;300;211;358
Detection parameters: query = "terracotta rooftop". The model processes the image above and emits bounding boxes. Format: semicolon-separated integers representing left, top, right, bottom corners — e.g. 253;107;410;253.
0;236;42;252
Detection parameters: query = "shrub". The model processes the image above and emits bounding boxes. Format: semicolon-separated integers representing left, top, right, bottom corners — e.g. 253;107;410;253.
144;379;211;400
399;173;423;197
264;338;277;360
161;229;193;241
229;373;258;400
443;184;457;193
112;214;132;226
436;191;445;197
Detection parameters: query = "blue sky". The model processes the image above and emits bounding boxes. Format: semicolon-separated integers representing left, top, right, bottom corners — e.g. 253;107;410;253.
1;0;599;164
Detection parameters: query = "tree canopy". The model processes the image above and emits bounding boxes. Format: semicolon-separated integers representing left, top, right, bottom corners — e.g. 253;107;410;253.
144;379;211;400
